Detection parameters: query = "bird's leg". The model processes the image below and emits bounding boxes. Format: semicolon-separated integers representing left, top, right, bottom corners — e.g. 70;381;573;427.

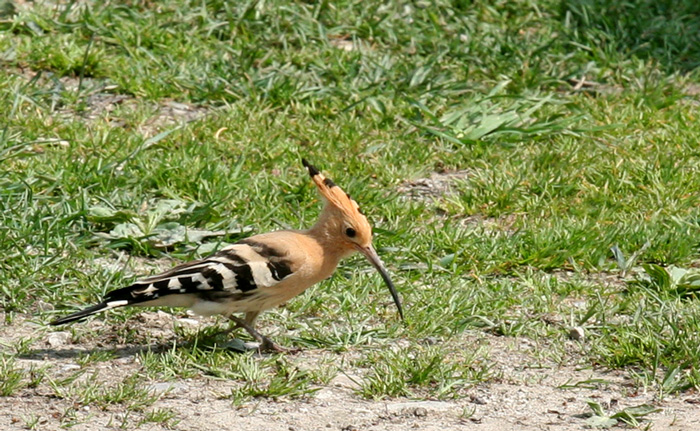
208;311;259;339
226;314;295;354
243;311;260;326
216;311;259;336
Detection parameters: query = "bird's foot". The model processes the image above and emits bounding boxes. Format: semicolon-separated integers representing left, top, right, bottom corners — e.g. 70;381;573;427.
259;336;300;354
227;315;299;354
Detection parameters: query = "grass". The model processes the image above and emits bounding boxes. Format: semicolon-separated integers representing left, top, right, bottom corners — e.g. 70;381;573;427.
357;345;493;399
1;0;700;426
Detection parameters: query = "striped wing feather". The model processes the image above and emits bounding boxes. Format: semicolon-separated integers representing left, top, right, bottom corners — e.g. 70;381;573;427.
107;239;294;305
49;239;295;325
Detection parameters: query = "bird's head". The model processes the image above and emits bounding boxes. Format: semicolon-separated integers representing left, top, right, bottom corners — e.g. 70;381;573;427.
302;158;404;320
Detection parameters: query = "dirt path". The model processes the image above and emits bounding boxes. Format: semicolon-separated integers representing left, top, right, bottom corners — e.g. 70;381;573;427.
1;314;698;430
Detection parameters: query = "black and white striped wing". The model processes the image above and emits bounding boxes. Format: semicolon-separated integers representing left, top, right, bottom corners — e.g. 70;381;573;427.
49;239;295;325
107;239;294;304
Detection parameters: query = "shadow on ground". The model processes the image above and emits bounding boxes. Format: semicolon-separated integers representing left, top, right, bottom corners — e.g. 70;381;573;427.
19;334;254;360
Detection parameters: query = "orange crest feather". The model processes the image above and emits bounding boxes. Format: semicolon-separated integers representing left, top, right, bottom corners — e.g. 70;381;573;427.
302;159;363;217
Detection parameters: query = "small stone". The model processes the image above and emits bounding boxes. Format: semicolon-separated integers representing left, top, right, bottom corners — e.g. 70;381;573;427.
115;357;133;365
386;401;453;414
47;332;71;347
148;382;188;394
314;388;336;400
414;407;428;417
156;311;173;320
569;326;585;341
176;318;201;327
35;300;54;311
167;101;191;111
470;395;487;405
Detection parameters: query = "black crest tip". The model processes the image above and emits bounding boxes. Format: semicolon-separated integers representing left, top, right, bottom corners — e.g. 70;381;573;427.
302;158;320;177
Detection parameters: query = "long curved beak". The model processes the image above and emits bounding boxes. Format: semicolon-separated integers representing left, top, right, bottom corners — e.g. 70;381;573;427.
356;244;404;320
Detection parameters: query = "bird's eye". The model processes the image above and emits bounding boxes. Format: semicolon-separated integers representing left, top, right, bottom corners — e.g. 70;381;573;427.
345;227;356;238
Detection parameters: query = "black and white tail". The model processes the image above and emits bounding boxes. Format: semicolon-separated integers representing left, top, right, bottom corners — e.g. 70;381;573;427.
49;285;139;325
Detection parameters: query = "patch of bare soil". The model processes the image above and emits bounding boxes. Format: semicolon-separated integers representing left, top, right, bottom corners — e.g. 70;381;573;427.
397;170;527;236
6;68;211;135
686;84;700;97
2;312;699;431
72;91;209;135
396;170;469;201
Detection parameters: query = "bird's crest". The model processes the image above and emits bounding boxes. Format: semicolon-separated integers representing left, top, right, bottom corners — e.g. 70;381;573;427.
302;158;365;219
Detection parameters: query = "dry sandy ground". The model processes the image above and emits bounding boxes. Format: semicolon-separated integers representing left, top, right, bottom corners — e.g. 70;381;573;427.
1;313;699;431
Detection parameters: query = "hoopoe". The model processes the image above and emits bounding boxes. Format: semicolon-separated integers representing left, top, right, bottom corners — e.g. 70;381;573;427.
50;159;403;352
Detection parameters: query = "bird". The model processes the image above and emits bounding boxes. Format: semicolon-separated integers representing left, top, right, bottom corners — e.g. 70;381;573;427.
50;159;404;352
